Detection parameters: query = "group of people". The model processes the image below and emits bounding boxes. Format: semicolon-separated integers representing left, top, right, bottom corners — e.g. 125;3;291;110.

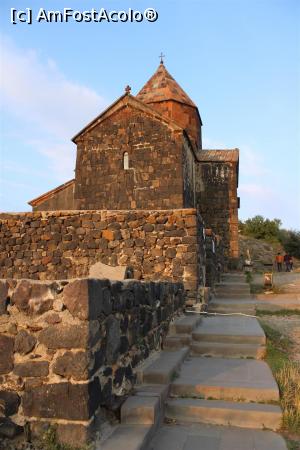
275;252;293;272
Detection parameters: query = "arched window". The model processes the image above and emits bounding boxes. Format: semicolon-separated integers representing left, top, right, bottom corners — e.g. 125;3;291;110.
123;152;129;170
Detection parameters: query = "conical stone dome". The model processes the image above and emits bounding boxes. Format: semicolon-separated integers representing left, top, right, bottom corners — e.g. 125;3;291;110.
136;63;202;149
137;62;196;107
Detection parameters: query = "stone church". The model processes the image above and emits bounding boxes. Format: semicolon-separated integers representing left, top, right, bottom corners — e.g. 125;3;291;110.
29;61;239;261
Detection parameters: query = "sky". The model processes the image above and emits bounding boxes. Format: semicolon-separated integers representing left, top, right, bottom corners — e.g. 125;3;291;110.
0;0;299;229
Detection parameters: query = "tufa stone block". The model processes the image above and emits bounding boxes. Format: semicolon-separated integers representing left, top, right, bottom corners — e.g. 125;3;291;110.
38;323;91;349
22;379;101;420
14;330;36;355
52;351;90;380
0;281;9;315
0;335;14;374
14;361;49;377
63;278;112;320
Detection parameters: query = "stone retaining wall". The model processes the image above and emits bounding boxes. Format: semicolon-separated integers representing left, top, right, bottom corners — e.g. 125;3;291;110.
0;209;205;302
0;277;185;446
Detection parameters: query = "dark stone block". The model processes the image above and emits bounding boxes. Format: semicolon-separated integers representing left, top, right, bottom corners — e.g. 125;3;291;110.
15;330;36;355
143;224;154;232
52;351;89;381
38;323;89;349
14;361;49;377
124;364;134;381
133;283;146;305
113;367;125;387
0;391;20;416
63;279;112;320
103;367;112;377
105;316;120;364
0;417;23;438
0;335;14;374
100;378;112;406
121;290;134;310
56;422;93;447
119;336;129;354
93;344;106;373
22;379;101;420
0;281;9;315
120;315;129;334
11;280;31;312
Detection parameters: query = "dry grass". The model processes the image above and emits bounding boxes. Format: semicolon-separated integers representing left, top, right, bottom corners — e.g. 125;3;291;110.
260;322;300;434
276;363;300;433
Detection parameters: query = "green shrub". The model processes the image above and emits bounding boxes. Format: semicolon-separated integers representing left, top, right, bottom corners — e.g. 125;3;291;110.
279;229;300;259
241;215;281;242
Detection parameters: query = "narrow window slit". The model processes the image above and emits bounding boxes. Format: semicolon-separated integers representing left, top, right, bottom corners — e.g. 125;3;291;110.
123;152;129;170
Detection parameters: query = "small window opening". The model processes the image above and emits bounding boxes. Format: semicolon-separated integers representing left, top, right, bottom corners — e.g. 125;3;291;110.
123;152;129;170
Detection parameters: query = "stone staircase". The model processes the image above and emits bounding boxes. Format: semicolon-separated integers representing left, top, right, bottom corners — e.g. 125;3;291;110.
100;273;287;450
208;273;257;315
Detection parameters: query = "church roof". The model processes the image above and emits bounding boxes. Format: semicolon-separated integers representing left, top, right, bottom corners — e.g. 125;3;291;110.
71;92;183;143
28;179;75;207
198;149;239;163
136;63;197;108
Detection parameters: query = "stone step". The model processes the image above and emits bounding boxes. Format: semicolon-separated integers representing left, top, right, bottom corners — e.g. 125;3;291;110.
192;316;266;345
169;314;201;334
147;423;288;450
221;274;245;280
170;357;279;402
165;398;282;430
215;292;252;299
137;348;189;384
220;279;247;285
208;300;256;315
100;424;154;450
133;384;169;409
163;334;192;349
216;282;249;288
121;396;160;425
191;341;266;359
215;285;250;292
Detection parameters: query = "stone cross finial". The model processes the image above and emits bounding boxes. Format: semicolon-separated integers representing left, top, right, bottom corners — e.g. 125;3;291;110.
125;85;131;94
159;52;165;64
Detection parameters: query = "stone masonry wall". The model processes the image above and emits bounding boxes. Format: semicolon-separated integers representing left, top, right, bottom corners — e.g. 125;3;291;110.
0;209;204;303
196;161;238;265
204;229;223;288
74;106;185;210
0;278;185;446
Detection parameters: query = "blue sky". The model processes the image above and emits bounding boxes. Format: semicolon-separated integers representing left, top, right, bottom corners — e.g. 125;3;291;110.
0;0;299;228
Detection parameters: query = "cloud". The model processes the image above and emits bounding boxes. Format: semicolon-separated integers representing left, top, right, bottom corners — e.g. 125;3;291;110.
0;36;108;180
240;145;269;177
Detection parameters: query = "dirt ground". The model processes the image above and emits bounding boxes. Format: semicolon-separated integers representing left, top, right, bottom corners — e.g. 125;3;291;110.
261;314;300;363
254;272;300;363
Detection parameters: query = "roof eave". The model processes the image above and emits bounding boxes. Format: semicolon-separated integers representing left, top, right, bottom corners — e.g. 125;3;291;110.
28;179;75;207
71;94;184;144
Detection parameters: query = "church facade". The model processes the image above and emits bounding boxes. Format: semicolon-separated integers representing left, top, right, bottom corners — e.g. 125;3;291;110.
29;62;239;262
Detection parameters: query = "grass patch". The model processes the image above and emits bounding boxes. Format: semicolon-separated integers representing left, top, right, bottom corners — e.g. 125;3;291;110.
250;284;265;294
286;439;300;450
260;322;300;434
39;427;92;450
257;309;300;317
245;272;253;284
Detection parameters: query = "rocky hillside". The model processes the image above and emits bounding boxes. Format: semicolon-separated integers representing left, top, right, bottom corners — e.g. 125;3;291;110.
238;234;299;270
